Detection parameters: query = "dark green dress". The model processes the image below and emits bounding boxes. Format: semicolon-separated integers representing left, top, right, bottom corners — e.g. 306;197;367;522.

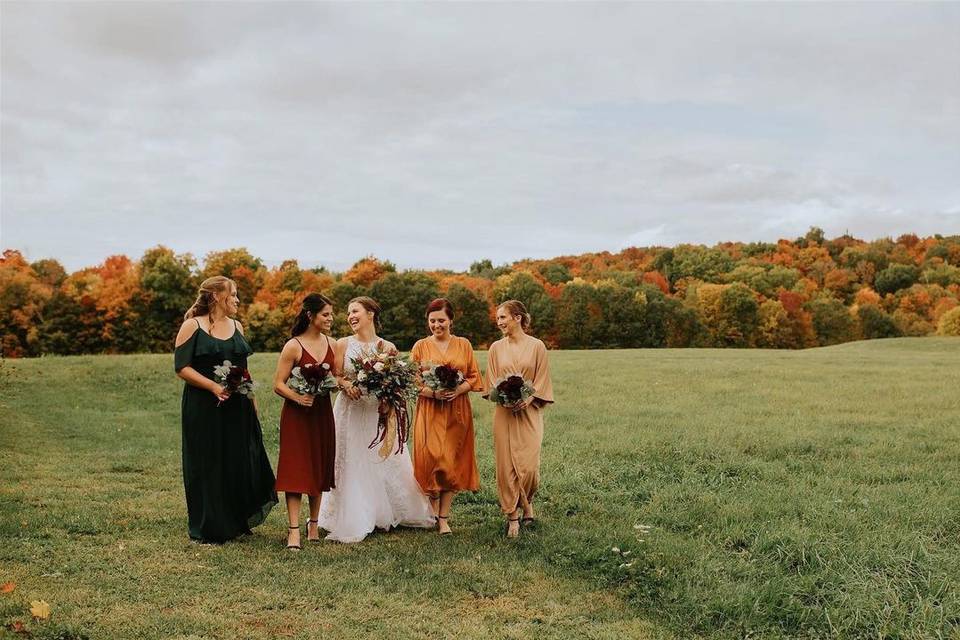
174;320;277;543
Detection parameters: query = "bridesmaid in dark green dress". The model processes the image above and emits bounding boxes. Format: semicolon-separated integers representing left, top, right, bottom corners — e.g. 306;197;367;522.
174;276;277;543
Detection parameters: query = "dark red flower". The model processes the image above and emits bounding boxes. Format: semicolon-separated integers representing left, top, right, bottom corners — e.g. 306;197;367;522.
497;375;526;402
226;366;245;388
300;363;327;386
434;364;461;390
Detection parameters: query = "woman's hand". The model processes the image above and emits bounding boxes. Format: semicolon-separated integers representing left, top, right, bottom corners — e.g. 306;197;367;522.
342;380;362;400
511;396;534;413
210;383;231;403
437;389;457;402
295;394;314;407
377;399;391;415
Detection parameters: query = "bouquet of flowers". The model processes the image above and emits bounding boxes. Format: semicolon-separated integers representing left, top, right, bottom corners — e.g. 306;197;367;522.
287;361;338;397
420;363;465;395
212;360;256;406
349;342;419;457
489;374;535;409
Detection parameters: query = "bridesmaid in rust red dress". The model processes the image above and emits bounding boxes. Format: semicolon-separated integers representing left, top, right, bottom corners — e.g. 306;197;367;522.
272;293;337;550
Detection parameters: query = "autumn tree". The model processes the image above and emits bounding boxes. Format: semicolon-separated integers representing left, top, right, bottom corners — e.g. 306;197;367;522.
445;283;497;347
493;271;555;340
370;272;440;350
661;245;735;285
244;302;290;352
201;248;265;309
30;259;67;288
856;303;901;339
40;270;108;355
539;262;573;285
0;250;51;356
808;297;857;346
693;283;759;347
344;256;396;288
874;264;920;295
937;307;960;336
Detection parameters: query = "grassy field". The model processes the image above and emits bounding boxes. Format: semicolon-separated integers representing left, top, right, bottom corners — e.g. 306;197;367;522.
1;338;959;639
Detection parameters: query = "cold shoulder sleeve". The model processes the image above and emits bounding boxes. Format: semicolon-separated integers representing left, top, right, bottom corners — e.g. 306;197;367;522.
174;332;197;373
531;339;554;405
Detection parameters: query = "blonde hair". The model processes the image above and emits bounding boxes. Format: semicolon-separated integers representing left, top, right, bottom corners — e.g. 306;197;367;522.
184;276;235;320
498;299;531;330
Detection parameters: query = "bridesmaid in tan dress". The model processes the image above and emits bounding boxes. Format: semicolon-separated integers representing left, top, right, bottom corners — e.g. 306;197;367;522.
484;300;554;538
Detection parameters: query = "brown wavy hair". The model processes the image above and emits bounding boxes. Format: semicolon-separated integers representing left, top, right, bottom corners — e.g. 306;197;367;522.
184;276;235;320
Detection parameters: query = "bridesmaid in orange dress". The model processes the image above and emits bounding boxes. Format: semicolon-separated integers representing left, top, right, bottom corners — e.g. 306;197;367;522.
410;298;483;535
484;300;554;538
272;293;337;550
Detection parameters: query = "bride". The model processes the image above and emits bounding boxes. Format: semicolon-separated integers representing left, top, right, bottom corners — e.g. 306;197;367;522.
318;296;436;542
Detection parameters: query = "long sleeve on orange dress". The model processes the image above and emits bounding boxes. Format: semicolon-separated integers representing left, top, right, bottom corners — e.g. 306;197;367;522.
411;336;483;494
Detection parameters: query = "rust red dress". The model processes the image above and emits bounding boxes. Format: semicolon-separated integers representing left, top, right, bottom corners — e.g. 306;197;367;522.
275;337;336;495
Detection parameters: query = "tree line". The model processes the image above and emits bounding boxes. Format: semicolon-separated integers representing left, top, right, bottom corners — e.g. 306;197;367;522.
2;228;959;357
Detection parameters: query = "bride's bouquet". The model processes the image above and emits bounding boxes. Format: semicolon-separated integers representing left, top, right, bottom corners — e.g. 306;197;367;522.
349;342;419;458
287;362;338;397
420;363;465;396
489;374;535;409
212;360;257;406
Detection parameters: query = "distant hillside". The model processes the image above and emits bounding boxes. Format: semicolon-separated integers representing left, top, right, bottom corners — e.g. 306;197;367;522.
2;229;959;356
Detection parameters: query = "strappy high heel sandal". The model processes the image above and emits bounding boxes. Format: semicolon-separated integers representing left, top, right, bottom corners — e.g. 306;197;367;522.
306;519;321;543
286;525;302;551
506;517;520;538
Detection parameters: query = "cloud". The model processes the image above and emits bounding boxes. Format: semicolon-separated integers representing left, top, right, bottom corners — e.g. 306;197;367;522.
2;2;959;270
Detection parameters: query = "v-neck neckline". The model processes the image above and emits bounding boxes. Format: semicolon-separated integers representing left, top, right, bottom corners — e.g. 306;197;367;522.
431;335;454;358
298;335;330;364
502;335;532;370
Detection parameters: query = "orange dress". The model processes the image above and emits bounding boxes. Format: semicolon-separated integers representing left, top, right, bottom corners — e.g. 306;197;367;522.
411;336;483;494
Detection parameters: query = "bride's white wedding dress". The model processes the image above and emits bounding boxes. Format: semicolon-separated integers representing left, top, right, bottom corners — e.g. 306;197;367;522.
318;336;436;543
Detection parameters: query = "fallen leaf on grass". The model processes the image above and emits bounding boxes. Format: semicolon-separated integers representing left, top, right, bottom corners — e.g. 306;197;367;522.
29;600;50;620
1;582;15;593
8;620;27;634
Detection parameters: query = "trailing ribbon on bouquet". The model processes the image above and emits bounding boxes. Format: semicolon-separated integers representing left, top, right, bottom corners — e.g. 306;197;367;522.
348;340;419;460
369;397;409;459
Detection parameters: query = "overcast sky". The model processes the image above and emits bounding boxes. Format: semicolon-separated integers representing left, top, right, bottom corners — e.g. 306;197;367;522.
2;2;959;272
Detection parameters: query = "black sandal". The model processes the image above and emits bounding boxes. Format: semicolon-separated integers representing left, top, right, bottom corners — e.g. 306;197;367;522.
286;525;302;551
306;519;321;543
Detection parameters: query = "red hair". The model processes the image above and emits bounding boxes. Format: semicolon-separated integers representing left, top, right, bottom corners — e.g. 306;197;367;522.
425;298;455;320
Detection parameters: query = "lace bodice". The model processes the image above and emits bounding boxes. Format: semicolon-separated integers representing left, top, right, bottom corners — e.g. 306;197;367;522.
343;337;381;404
342;336;380;375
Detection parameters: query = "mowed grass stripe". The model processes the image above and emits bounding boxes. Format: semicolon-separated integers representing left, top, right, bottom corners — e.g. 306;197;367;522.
1;338;958;639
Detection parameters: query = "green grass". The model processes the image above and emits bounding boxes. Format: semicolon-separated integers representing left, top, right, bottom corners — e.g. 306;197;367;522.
1;338;959;639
